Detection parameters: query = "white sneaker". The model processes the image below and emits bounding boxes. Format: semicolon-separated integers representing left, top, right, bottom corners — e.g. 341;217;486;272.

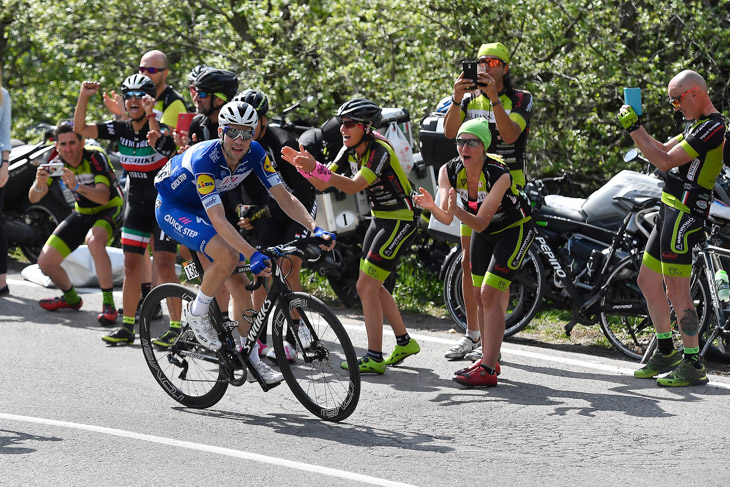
184;303;221;351
249;360;284;385
464;345;483;362
297;323;312;349
266;341;297;363
444;336;480;360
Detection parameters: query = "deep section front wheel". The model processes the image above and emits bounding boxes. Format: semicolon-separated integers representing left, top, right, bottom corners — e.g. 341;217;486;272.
139;283;228;409
271;293;360;422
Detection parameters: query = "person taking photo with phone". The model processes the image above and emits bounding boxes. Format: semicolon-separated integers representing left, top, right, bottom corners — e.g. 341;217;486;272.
32;122;124;325
619;70;726;387
441;41;534;365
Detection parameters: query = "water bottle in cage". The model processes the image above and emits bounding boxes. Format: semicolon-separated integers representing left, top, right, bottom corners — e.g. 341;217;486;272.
714;269;730;302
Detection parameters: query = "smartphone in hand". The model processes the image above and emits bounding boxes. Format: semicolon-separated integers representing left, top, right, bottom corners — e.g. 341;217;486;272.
462;61;478;90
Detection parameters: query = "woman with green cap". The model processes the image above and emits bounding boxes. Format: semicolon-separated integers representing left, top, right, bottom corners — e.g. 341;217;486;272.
414;118;535;387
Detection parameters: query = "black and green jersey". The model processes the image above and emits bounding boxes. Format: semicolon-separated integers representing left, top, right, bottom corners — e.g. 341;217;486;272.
47;147;123;215
663;112;726;218
444;155;530;234
459;89;533;188
330;138;414;220
153;85;187;129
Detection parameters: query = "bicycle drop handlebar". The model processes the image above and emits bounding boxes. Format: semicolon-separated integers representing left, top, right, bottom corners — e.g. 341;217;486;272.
236;236;335;291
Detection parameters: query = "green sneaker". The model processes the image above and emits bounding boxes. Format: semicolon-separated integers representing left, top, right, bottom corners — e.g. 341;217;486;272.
656;358;709;387
341;356;386;374
634;349;682;379
384;339;421;366
152;329;180;348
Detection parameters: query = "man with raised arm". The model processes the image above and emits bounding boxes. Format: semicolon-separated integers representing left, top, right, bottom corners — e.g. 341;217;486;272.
618;70;726;386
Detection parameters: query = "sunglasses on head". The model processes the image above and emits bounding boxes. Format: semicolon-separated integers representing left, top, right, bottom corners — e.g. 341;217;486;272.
669;86;698;108
123;91;148;100
223;126;254;140
477;58;503;68
455;138;482;147
340;119;362;129
139;66;166;75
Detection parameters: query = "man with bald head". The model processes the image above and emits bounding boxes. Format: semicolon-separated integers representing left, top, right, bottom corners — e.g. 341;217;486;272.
618;70;726;386
138;50;187;129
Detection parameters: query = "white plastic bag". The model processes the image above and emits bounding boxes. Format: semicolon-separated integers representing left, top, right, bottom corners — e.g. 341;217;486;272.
21;245;125;288
384;122;414;175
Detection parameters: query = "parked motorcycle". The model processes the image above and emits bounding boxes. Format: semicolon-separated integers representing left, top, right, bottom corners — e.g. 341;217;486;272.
2;135;73;263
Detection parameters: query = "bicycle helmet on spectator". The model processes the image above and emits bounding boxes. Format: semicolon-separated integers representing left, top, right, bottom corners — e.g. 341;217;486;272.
193;69;239;103
187;64;210;85
337;98;382;127
121;74;156;98
233;89;269;117
218;101;258;128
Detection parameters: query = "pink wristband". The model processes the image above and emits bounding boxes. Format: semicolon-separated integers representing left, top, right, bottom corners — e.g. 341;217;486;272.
311;162;333;182
298;168;312;179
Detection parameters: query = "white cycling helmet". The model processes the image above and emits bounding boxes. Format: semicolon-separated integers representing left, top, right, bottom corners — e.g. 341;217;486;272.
218;101;258;128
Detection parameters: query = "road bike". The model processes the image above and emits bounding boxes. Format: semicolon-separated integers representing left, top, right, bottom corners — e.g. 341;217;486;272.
138;237;361;422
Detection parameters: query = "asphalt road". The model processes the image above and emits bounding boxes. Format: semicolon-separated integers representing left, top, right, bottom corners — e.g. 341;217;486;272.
2;258;730;486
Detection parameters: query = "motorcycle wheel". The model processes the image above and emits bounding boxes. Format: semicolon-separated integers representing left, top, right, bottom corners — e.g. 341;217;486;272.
443;247;545;337
18;202;69;263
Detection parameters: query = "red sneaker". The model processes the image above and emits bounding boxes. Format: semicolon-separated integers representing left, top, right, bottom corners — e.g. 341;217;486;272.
97;304;118;326
39;296;83;311
453;364;498;387
455;360;501;377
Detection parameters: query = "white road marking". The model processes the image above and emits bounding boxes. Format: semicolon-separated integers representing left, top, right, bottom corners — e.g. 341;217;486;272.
0;413;416;487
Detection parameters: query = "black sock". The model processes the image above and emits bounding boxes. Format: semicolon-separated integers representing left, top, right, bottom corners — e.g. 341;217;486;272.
396;333;410;347
141;282;151;300
366;350;384;362
658;337;675;355
480;364;496;375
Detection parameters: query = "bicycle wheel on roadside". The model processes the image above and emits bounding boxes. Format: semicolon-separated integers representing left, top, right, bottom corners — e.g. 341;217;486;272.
139;283;228;409
271;292;360;422
599;258;710;360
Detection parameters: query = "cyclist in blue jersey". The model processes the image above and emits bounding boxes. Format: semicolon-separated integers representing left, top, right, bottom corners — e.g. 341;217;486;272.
154;101;334;384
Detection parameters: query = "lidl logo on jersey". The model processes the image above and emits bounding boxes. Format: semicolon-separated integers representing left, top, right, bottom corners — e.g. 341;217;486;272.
197;174;215;195
263;157;276;174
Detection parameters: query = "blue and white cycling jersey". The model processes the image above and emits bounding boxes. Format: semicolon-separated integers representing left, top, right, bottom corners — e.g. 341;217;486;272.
154;139;282;210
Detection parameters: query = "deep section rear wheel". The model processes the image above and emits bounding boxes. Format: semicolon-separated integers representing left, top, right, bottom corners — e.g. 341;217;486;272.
139;283;228;408
271;292;360;421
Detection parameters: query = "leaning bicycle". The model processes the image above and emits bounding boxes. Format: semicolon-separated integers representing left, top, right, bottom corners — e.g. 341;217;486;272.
138;237;361;422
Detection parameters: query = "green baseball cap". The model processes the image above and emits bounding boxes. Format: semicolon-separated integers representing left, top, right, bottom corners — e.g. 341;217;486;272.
477;42;510;63
457;118;492;148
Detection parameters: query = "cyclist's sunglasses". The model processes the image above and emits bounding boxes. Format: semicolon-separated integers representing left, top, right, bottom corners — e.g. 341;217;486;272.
477;58;503;68
196;91;211;99
340;119;362;129
123;91;148;100
455;138;482;147
139;66;167;75
669;87;697;108
223;126;254;140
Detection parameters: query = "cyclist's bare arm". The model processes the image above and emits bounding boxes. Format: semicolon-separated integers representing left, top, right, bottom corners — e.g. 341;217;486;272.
73;81;100;139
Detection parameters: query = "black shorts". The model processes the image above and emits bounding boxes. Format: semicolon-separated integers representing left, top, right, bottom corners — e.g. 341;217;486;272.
642;204;704;278
470;218;535;291
122;201;177;255
360;217;418;282
46;206;123;258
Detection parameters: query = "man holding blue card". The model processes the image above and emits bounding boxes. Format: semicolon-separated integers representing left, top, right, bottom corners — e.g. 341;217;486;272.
618;70;726;387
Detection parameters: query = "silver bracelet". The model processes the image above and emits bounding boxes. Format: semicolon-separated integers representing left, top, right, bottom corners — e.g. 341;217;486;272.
33;183;45;192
